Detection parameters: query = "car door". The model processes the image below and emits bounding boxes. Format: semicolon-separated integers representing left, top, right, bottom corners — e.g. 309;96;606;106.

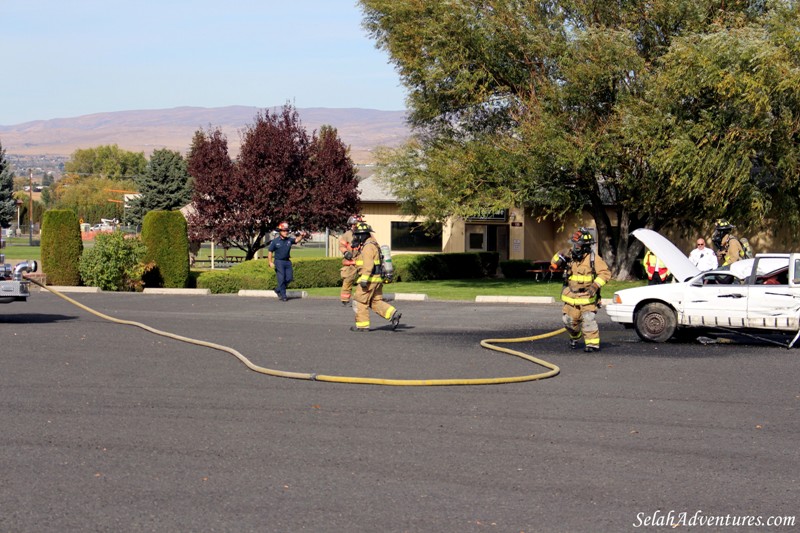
746;255;800;331
680;271;749;328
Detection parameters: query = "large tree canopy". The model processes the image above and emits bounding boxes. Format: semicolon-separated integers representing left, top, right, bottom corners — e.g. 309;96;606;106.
53;144;144;224
187;105;358;260
361;0;800;277
64;144;147;180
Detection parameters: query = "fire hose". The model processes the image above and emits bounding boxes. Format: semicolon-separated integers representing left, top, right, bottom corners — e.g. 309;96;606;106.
26;277;562;386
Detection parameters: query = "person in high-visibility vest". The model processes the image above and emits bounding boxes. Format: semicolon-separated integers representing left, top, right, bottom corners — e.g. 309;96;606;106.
550;228;611;353
643;249;670;285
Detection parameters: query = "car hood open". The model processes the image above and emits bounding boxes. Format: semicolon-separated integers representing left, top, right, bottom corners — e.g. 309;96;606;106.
632;229;700;282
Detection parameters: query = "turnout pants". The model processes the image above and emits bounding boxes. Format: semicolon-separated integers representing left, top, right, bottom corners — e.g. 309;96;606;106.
561;303;600;348
353;281;396;329
340;264;357;303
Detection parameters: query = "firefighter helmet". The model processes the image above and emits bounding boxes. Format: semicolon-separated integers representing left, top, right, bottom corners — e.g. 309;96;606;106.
354;222;373;235
712;219;734;248
569;228;594;260
347;215;363;226
569;228;595;246
715;219;734;231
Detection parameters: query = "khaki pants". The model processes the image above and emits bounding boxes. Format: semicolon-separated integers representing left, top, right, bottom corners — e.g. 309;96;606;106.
354;281;396;329
340;265;357;302
562;303;600;348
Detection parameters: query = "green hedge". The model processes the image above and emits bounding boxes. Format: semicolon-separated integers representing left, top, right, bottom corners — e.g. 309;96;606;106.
499;259;536;279
40;210;83;285
141;210;189;288
196;252;498;294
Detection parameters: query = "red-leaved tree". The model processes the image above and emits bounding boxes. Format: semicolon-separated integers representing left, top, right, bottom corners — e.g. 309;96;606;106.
186;105;359;260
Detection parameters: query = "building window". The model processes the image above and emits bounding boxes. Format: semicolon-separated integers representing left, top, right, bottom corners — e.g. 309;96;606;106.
391;222;442;252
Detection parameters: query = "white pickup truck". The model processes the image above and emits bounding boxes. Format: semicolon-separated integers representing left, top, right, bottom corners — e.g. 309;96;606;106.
605;229;800;345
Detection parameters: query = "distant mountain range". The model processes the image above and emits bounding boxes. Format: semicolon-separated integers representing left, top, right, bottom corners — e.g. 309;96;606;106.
0;106;410;164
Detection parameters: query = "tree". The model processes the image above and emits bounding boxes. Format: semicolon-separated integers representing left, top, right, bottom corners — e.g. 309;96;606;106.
360;0;800;278
125;149;192;225
49;175;137;224
64;144;147;180
55;145;144;223
305;125;360;231
187;105;359;260
0;140;14;228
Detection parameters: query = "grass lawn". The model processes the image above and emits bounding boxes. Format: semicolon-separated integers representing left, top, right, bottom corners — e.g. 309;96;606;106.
303;278;646;301
1;238;40;263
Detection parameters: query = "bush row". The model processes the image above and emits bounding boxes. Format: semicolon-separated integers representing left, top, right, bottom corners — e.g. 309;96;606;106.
196;252;500;294
40;209;189;291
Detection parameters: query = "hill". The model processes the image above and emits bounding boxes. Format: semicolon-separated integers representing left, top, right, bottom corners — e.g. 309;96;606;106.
0;106;410;164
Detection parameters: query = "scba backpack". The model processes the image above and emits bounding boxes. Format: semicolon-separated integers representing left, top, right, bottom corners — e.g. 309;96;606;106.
737;237;754;259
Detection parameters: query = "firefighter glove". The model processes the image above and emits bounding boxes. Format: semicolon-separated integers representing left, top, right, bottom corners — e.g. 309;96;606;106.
586;283;599;298
343;251;353;260
359;280;368;290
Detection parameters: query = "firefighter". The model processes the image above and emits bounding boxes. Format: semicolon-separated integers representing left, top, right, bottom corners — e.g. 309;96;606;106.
350;222;401;332
643;248;670;285
550;228;612;352
338;215;363;305
711;219;743;267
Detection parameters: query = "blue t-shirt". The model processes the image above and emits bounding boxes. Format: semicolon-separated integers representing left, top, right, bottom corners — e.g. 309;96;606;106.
268;235;297;261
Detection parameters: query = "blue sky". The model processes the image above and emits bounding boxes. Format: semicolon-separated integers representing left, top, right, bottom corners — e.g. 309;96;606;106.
1;0;407;125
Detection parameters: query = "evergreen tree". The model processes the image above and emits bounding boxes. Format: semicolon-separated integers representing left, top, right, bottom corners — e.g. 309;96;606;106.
0;141;15;228
125;149;192;225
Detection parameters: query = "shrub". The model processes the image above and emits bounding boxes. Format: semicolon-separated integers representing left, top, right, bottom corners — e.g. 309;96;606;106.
499;260;536;279
141;210;189;288
194;252;494;293
391;252;493;281
196;257;343;293
40;210;83;285
79;231;148;291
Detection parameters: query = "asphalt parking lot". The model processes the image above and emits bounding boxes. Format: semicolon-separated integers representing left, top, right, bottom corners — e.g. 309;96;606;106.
2;292;798;532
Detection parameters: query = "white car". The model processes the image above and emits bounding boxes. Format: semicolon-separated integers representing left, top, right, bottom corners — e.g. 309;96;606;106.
605;229;800;343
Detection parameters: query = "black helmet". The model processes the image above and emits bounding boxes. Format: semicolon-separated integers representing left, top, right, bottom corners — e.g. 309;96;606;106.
712;219;734;248
351;222;373;248
569;228;594;260
354;222;373;235
715;219;734;231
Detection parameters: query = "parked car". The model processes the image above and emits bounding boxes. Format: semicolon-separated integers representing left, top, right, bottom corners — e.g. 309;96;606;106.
605;229;800;343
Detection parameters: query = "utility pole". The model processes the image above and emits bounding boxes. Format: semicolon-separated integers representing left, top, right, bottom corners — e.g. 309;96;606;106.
29;169;34;246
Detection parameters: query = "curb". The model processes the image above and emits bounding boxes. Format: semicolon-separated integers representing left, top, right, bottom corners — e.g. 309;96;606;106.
142;288;211;295
44;286;102;293
238;290;308;299
385;293;428;301
475;295;555;304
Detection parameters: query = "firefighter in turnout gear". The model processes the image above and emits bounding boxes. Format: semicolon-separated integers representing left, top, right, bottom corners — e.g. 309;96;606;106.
711;219;743;267
350;223;402;332
550;228;612;352
338;215;364;305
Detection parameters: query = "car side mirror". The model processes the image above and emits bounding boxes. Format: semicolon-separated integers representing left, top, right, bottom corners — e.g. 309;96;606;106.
793;278;800;285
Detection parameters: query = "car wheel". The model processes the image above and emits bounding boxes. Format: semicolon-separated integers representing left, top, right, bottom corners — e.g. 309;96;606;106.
634;302;677;343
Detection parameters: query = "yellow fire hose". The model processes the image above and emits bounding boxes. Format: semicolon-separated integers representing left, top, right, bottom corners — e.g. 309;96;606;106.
27;278;563;386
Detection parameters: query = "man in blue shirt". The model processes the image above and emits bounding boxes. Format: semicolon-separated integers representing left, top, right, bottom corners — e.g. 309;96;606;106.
267;221;307;301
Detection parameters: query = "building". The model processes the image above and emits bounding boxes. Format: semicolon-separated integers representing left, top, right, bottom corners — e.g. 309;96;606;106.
353;175;600;263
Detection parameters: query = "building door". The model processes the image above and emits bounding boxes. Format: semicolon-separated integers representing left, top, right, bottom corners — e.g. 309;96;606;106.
466;224;510;261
